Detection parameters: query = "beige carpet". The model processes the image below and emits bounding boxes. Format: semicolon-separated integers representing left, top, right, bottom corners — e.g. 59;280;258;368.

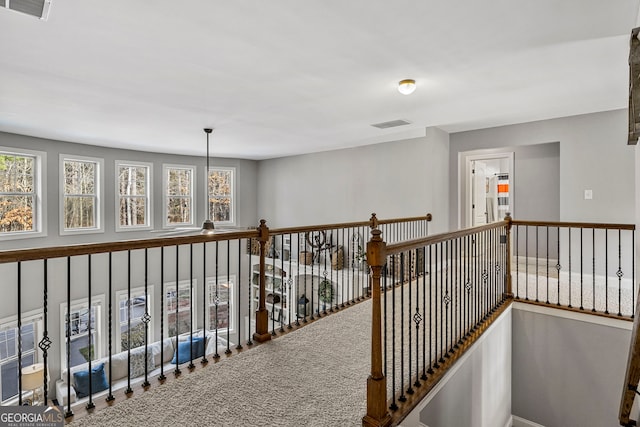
70;299;372;427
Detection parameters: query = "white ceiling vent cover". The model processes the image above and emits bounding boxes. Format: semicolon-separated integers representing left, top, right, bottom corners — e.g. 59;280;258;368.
371;119;412;129
1;0;51;20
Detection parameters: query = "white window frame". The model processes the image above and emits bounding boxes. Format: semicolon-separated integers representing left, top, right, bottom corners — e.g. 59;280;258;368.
115;286;154;353
115;161;153;232
59;296;104;371
59;154;104;235
206;275;235;334
163;164;195;229
0;310;43;405
0;147;47;241
206;166;235;226
164;279;197;338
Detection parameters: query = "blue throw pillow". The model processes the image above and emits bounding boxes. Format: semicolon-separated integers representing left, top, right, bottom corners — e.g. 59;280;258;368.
171;336;205;364
73;362;109;398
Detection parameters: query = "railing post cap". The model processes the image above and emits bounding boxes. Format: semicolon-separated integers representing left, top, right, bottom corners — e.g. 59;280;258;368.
371;228;383;240
426;213;432;221
369;213;379;230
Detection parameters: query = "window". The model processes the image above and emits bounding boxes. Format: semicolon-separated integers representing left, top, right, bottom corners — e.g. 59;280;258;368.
164;280;195;337
164;165;194;228
60;155;103;234
116;287;153;352
0;148;46;239
0;315;42;403
116;161;152;231
207;275;234;333
60;298;103;370
207;167;234;224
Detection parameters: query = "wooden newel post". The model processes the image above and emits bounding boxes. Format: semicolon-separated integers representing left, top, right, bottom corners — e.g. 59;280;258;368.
504;213;514;299
253;219;272;343
362;225;392;427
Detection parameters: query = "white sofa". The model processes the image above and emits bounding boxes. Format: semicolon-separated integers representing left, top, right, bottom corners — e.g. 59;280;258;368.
55;332;230;406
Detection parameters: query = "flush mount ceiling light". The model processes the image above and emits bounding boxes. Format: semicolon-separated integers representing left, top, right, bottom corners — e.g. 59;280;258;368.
201;128;215;235
398;79;416;95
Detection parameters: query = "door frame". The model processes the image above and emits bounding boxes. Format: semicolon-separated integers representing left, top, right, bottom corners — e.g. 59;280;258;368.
463;152;514;228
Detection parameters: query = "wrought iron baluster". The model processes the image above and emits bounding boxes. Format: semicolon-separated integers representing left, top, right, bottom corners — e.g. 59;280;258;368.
535;226;539;303
568;228;572;308
247;239;254;346
444;241;450;357
399;252;406;402
126;250;133;392
237;240;243;349
556;227;561;306
174;245;181;376
592;229;596;312
202;242;209;362
546;227;550;305
40;260;51;406
433;244;440;369
188;244;195;370
605;230;609;315
580;228;584;310
389;256;398;411
65;257;72;418
421;246;427;381
159;247;167;380
17;262;22;406
406;251;414;396
87;255;95;408
439;242;445;364
525;226;529;301
618;229;623;317
214;241;221;357
227;240;232;353
427;245;434;375
143;249;152;384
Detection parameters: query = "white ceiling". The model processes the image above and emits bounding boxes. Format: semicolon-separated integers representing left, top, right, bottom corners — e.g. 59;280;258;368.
0;0;638;160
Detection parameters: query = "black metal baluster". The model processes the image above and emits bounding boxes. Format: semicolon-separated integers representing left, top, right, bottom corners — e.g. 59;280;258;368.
247;239;254;345
421;246;427;381
399;252;406;402
580;228;584;310
159;247;167;380
439;242;445;364
202;242;209;362
17;261;22;407
546;227;550;305
188;244;195;369
633;231;636;319
341;228;346;306
592;229;596;312
406;251;414;396
605;230;609;314
427;245;434;375
143;249;152;384
465;235;470;340
389;256;398;411
64;257;72;418
444;241;450;358
433;244;439;369
525;226;529;301
236;240;243;349
106;253;116;398
126;250;133;393
413;249;422;389
568;228;572;308
40;260;51;406
280;236;287;332
515;225;519;299
535;226;539;302
226;241;232;353
214;241;221;358
556;227;561;306
174;245;181;376
618;229;623;317
87;254;95;409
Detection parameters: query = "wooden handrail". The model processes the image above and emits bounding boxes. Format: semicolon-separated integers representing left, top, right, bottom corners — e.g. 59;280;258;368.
385;220;509;256
512;220;635;231
269;213;431;236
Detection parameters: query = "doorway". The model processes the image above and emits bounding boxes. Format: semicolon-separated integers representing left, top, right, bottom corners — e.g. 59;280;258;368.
465;153;514;228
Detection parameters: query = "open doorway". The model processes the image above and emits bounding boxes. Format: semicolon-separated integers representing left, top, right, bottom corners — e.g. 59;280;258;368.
465;153;514;228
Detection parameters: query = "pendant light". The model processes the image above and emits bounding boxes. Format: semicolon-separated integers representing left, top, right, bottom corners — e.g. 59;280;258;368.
201;128;215;234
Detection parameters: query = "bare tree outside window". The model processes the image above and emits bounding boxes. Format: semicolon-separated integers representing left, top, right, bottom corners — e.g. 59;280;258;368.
118;164;148;227
64;159;97;229
166;167;193;225
0;153;35;234
208;168;233;223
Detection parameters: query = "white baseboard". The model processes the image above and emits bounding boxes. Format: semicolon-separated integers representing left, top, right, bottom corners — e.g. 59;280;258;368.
512;415;546;427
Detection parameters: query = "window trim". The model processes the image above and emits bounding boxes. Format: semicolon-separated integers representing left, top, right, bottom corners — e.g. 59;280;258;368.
114;286;154;353
0;310;44;405
163;164;196;229
0;146;47;241
59;296;105;371
206;274;235;334
206;166;235;226
163;279;197;338
115;160;153;232
59;154;104;235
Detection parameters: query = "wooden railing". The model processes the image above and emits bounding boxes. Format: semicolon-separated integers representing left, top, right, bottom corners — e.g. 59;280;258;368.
511;220;636;319
0;213;430;420
363;218;513;426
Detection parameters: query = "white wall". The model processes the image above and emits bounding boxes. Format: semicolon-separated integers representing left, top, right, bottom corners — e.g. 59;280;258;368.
399;306;512;427
256;127;450;233
450;110;634;228
512;303;632;427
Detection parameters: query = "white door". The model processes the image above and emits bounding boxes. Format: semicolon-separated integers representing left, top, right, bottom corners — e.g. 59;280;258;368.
472;161;487;226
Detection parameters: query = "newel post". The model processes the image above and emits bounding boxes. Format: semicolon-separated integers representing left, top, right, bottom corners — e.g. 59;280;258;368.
504;213;514;299
362;214;392;427
253;219;272;343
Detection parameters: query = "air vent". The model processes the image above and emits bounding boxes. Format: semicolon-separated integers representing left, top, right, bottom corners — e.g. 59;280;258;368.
371;119;412;129
1;0;51;20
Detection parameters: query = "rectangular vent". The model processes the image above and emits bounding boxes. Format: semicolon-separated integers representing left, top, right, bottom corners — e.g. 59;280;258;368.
3;0;51;20
371;119;412;129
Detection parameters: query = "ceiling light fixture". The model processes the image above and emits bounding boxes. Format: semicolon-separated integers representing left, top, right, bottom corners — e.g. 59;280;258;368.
201;128;215;235
398;79;416;95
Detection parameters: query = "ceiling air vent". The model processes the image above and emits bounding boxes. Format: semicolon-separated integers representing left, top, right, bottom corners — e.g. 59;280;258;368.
1;0;52;20
371;119;412;129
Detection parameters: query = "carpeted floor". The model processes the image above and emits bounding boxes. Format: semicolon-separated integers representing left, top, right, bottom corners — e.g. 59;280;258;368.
70;298;373;427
